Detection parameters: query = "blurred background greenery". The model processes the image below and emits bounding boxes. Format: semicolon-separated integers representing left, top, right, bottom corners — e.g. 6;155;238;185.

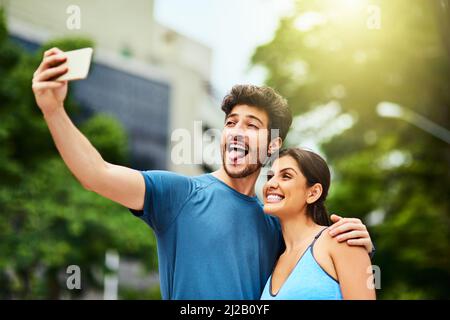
252;0;449;299
0;9;159;299
0;0;449;299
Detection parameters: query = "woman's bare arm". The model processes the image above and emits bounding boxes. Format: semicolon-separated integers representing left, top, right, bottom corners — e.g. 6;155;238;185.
330;239;377;300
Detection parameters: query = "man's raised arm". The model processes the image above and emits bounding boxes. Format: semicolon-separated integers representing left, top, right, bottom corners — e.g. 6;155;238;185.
32;47;145;211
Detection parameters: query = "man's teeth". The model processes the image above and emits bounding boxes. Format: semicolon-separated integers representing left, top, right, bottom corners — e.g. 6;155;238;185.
229;143;247;152
267;194;284;202
228;143;248;160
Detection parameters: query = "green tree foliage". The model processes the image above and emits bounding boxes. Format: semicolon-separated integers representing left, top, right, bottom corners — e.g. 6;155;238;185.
0;10;157;299
253;0;449;299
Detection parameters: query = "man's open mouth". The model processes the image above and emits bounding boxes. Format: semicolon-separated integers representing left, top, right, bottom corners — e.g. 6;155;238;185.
227;142;249;163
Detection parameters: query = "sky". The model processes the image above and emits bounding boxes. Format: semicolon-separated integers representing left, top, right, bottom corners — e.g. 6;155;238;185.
153;0;360;154
154;0;294;96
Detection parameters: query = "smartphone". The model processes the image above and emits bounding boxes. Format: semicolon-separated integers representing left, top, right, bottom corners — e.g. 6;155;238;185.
54;47;93;81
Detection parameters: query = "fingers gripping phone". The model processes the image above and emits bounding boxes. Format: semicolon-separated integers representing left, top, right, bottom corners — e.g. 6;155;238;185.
55;47;93;81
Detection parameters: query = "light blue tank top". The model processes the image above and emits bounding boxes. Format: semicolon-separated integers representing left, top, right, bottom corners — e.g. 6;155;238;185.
261;227;343;300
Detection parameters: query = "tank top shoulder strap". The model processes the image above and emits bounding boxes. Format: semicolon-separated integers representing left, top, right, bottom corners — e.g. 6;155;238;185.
310;227;329;249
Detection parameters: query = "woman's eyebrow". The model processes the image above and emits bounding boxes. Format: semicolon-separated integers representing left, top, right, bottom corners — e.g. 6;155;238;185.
279;167;298;175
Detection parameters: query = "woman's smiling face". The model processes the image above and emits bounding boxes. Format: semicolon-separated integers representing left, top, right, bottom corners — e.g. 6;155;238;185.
263;155;323;218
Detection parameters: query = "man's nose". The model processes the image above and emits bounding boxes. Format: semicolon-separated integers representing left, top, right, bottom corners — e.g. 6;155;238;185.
231;121;246;132
227;125;246;141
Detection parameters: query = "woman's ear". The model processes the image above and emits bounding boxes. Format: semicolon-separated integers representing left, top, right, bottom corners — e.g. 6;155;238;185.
306;183;323;204
268;137;282;156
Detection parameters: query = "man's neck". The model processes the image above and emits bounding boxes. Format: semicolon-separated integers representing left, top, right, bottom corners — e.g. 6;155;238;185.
211;167;260;197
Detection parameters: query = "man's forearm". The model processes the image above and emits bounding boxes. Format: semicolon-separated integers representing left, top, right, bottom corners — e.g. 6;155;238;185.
43;106;106;190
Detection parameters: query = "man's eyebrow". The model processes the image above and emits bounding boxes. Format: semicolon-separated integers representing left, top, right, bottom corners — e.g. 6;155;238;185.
225;113;264;126
225;113;238;121
246;115;264;126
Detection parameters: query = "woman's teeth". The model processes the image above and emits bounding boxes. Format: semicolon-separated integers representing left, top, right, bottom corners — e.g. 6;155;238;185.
267;194;284;202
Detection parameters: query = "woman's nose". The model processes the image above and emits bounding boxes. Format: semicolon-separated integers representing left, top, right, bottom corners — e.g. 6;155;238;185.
266;176;279;189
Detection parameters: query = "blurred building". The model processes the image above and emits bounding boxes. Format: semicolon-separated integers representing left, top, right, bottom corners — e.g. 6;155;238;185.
3;0;223;174
3;0;226;299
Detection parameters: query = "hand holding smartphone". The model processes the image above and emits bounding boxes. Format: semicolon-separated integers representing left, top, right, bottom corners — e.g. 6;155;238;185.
54;47;93;81
32;47;93;116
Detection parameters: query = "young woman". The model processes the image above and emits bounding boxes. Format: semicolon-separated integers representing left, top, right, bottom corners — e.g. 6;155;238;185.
260;148;376;300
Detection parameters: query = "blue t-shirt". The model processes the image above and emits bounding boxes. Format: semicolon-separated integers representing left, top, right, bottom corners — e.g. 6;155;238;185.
129;171;283;300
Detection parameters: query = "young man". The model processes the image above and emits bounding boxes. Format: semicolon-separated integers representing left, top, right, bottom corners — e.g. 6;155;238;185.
32;48;374;299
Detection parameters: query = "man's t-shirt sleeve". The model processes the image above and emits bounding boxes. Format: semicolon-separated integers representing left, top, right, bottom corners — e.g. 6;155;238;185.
129;170;193;233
